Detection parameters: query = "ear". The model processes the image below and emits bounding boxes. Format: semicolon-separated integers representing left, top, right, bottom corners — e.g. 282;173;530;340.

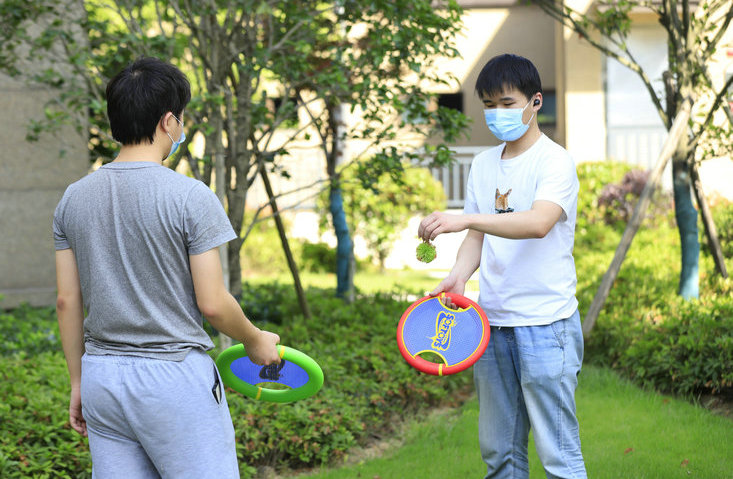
495;188;500;197
160;112;176;134
506;188;512;195
532;93;543;109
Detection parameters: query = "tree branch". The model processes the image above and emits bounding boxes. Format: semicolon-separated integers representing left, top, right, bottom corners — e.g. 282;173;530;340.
667;0;685;50
658;0;682;67
701;2;733;60
532;0;669;126
689;73;733;148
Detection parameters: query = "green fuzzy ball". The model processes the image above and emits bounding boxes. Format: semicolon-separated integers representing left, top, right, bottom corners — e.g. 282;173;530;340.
416;242;437;263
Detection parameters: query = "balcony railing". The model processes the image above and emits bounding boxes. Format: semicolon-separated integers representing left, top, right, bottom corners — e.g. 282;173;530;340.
427;146;486;208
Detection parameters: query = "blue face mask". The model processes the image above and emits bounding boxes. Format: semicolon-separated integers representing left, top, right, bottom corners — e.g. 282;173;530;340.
165;114;186;159
483;99;534;142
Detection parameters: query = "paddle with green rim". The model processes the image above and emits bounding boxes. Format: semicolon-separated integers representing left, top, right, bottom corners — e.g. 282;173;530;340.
216;344;324;403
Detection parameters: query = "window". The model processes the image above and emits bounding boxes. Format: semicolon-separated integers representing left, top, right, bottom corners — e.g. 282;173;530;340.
437;92;464;113
272;96;299;128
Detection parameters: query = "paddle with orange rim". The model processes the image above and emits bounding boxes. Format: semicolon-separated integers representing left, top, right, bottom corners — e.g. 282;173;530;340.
396;292;490;376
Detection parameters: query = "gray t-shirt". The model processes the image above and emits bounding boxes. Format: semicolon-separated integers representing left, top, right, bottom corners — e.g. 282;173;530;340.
53;161;236;360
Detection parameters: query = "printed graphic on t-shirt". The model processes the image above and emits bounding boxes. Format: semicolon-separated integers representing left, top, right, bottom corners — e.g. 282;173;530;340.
495;188;514;214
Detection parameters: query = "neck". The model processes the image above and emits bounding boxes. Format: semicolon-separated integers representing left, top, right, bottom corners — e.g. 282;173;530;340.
502;124;542;159
114;142;165;164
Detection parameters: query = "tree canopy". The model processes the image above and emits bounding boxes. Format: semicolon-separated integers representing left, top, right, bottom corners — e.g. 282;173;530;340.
532;0;732;333
1;0;469;302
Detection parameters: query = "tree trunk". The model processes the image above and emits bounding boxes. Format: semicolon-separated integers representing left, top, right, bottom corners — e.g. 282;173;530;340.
260;164;312;319
329;184;354;301
583;101;691;337
227;68;253;297
213;114;232;350
226;159;247;296
672;155;700;299
328;103;355;302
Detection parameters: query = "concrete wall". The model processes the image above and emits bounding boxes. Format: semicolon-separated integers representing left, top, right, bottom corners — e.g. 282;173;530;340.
0;74;88;309
556;0;606;163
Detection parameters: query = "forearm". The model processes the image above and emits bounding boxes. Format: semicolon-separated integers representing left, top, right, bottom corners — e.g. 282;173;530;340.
203;292;262;346
464;201;563;239
56;295;85;388
450;231;483;283
419;201;562;244
463;212;544;239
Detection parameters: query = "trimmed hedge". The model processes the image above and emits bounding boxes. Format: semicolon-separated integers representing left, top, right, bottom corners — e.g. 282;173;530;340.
0;352;92;478
577;162;733;398
586;278;733;396
0;288;472;478
230;286;473;474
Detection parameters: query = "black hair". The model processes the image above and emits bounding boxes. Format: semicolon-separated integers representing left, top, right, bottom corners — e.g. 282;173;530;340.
474;53;542;101
106;57;191;145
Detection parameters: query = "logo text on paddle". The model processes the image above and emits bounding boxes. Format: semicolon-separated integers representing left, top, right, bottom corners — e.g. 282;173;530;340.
430;311;456;351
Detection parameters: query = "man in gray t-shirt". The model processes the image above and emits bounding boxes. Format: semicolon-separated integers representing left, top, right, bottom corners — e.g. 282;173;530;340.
54;57;280;478
55;163;236;360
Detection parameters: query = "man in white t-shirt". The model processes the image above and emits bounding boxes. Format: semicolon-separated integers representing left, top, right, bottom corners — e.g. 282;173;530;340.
418;54;587;478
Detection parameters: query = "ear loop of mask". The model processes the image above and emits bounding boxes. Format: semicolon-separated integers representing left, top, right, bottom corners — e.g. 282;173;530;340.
165;113;185;159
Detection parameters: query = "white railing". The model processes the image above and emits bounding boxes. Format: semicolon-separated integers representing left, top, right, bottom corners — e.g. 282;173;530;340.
248;145;489;212
607;125;672;190
428;146;485;208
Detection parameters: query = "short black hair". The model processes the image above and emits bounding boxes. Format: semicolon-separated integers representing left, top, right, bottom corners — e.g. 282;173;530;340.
106;57;191;145
474;54;542;101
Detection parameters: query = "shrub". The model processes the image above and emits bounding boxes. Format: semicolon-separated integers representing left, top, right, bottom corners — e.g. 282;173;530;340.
701;198;733;260
0;307;91;478
0;305;58;357
597;169;647;224
576;161;631;251
576;161;632;229
318;163;446;269
596;168;673;228
227;285;473;475
586;284;733;397
578;205;733;398
576;161;673;240
300;241;336;273
239;281;303;325
0;285;471;478
576;161;731;398
620;298;733;395
1;353;92;478
240;212;302;276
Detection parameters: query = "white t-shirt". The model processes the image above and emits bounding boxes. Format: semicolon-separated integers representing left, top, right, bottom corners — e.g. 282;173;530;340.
463;134;579;326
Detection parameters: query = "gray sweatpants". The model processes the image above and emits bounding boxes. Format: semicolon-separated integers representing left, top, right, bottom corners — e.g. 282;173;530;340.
81;350;240;478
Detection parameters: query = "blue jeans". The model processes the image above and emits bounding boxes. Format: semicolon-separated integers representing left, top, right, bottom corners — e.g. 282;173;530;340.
473;310;587;479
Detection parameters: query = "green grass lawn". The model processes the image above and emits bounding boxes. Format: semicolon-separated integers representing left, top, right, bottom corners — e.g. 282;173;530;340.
294;366;733;479
245;268;479;296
